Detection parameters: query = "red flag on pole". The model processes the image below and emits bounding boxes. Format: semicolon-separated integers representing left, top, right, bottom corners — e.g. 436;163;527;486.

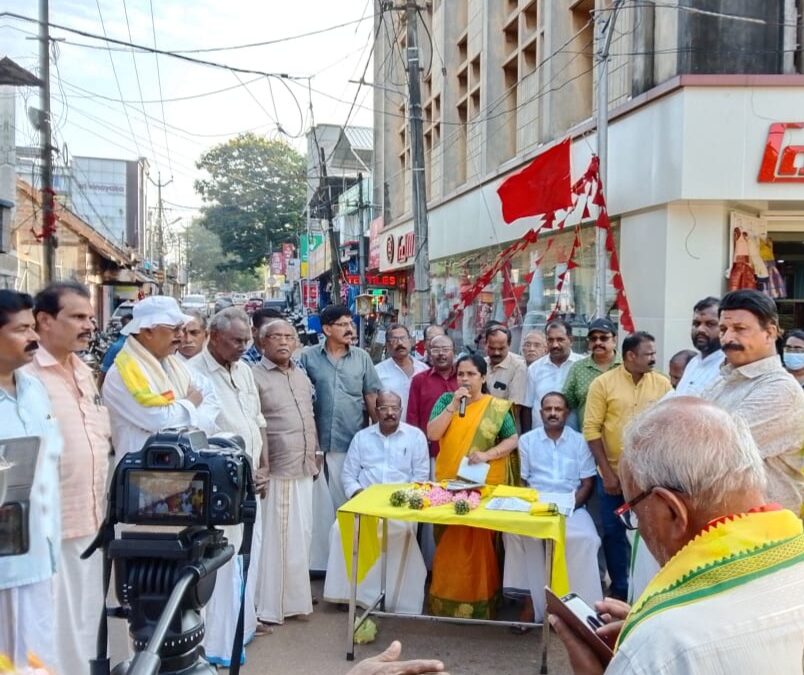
497;138;573;224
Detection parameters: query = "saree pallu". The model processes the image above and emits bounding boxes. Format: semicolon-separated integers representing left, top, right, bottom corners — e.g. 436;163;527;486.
429;395;514;619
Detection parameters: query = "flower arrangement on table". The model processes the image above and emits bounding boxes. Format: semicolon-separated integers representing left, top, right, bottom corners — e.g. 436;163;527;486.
389;482;483;515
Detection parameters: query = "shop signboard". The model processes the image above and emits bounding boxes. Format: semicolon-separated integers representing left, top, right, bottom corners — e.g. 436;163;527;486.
308;237;331;278
286;258;300;282
300;232;324;277
757;122;804;183
301;280;319;310
368;217;383;270
379;221;416;272
270;251;285;275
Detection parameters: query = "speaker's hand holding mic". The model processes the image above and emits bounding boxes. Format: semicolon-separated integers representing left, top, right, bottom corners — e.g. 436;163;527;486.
458;396;467;417
449;386;470;418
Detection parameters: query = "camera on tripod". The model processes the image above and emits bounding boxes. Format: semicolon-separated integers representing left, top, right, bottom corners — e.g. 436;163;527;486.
86;428;258;675
115;428;249;528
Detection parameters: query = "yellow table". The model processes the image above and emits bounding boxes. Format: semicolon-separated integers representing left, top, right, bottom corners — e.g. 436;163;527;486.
337;483;569;673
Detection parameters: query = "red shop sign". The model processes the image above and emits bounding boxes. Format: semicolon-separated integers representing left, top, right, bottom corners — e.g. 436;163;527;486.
758;122;804;183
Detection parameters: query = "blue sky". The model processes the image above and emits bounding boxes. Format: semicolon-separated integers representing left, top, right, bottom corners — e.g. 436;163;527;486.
3;0;375;222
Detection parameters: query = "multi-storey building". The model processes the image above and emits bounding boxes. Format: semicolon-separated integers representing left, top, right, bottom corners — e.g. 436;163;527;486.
373;1;804;360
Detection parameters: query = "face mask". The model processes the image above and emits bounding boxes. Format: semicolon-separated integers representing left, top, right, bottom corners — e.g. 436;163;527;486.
784;353;804;371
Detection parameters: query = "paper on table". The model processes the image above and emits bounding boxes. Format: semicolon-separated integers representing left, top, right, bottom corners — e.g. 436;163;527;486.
456;456;490;485
538;491;576;517
485;497;532;512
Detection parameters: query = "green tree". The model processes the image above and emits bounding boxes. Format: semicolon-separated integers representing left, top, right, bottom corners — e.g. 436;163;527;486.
194;133;306;272
185;221;261;293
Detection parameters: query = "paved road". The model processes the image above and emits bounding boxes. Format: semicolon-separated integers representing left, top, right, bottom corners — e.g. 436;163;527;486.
237;581;573;675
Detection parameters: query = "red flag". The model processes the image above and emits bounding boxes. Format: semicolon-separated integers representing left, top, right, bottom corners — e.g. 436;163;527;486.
497;138;573;224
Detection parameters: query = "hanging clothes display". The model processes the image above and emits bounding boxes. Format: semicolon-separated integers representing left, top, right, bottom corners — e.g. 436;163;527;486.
758;236;787;299
728;227;757;292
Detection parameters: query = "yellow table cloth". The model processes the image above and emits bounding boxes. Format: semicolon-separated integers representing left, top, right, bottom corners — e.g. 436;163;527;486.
337;483;569;596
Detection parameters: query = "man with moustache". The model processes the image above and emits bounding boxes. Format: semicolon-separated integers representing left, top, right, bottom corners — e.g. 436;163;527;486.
25;282;111;674
704;289;804;512
178;310;208;360
241;308;283;366
189;307;270;663
416;324;446;364
323;391;429;614
0;290;62;667
583;332;671;600
252;319;320;623
675;296;724;395
101;296;219;459
375;324;428;420
521;330;547;366
503;392;602;623
564;318;620;427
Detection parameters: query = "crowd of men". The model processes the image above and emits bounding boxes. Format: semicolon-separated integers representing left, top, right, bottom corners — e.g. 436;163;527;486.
0;281;802;674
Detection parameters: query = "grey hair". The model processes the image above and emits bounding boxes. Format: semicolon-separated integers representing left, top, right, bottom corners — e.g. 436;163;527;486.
258;318;294;339
184;310;208;330
376;390;402;404
209;307;250;333
620;397;766;508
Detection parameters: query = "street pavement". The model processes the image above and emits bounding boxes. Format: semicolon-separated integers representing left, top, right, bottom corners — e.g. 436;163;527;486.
237;580;573;674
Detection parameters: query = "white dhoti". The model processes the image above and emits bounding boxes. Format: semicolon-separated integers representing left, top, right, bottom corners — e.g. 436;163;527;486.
325;452;348;509
323;519;426;615
0;579;56;671
310;473;336;572
55;534;104;674
256;476;314;623
628;531;661;604
503;508;602;621
202;507;260;667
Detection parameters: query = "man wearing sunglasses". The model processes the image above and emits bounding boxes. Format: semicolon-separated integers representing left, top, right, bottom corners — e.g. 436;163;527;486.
551;397;804;675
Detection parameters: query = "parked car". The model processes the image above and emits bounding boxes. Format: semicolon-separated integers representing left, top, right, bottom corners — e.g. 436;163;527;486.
213;296;234;314
262;297;287;314
231;292;247;306
244;296;264;314
107;301;135;332
181;294;207;315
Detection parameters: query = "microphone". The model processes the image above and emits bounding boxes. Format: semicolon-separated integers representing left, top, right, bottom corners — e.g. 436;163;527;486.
458;396;467;417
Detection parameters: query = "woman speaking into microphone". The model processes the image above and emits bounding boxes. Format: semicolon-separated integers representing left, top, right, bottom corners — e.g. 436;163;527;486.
426;353;519;619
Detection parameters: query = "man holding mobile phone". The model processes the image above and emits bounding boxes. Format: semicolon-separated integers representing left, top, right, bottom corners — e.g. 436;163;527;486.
551;397;804;674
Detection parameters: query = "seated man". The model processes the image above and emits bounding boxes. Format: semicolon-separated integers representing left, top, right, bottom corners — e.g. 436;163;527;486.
503;392;602;622
551;397;804;674
324;391;429;614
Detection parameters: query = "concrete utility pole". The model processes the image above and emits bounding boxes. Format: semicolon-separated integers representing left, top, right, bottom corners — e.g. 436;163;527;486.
357;171;367;347
594;0;625;319
318;146;340;304
39;0;56;283
403;0;430;330
151;172;172;294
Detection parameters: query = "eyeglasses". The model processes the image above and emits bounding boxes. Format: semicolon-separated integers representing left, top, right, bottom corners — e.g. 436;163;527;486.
387;336;409;343
523;341;544;348
377;405;401;412
613;489;655;530
588;334;612;343
265;333;296;342
429;347;453;354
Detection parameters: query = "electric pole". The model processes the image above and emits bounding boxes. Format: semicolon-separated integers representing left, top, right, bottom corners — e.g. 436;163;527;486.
357;171;367;347
594;0;624;318
403;0;430;330
318;146;340;304
39;0;56;283
150;172;172;294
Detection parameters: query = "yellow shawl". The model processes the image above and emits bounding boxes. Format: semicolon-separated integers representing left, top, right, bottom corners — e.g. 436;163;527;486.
114;335;192;407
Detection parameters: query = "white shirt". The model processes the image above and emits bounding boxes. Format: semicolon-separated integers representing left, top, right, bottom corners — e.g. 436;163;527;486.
103;361;220;460
518;426;596;494
525;352;583;427
190;349;266;466
608;562;804;675
675;349;724;396
341;422;430;499
375;357;428;420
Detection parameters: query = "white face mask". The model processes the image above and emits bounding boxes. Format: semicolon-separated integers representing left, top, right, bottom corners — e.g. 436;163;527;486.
785;353;804;371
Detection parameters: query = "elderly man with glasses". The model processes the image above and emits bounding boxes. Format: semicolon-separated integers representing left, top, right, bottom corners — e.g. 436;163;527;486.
375;323;428;420
551;396;804;675
323;391;429;614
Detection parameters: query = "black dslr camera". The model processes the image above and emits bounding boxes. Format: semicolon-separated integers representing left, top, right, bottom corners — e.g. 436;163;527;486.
115;428;250;528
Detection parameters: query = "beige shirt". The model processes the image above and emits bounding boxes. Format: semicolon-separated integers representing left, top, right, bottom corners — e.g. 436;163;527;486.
25;348;111;540
190;348;265;466
705;355;804;512
252;356;319;479
486;352;528;406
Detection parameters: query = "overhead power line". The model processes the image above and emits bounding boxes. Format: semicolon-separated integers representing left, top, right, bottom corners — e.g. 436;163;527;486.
148;0;174;179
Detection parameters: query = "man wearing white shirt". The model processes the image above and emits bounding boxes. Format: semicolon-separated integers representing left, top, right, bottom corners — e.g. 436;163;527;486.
523;320;583;431
323;391;429;614
675;296;724;396
503;392;602;622
375;324;428;420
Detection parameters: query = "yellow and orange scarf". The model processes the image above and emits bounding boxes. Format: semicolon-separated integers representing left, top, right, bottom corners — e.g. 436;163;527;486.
114;336;191;407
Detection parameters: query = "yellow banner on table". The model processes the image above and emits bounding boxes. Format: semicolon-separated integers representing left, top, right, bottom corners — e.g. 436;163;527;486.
337;483;569;595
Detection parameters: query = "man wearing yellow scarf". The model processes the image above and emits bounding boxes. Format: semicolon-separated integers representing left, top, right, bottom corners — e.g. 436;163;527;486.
102;296;220;459
550;397;804;675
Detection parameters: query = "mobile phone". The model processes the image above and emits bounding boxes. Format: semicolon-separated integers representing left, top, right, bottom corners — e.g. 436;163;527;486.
545;588;614;665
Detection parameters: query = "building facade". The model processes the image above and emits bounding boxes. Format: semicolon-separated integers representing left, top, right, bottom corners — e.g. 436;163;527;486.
372;0;804;362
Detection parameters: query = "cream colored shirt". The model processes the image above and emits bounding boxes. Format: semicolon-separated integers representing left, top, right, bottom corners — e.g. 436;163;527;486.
486;352;528;406
190;348;265;466
704;355;804;512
